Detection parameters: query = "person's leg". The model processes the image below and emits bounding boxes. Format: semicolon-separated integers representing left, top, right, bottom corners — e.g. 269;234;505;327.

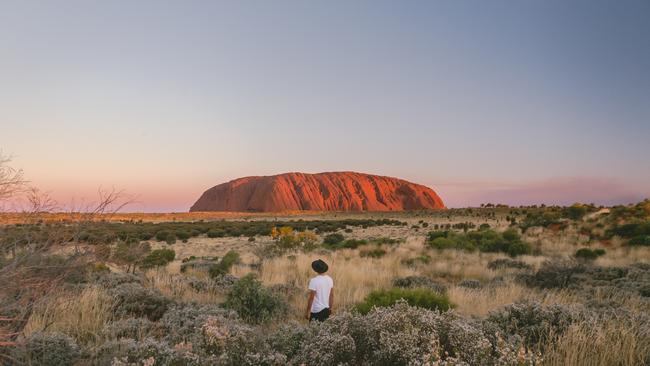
310;308;330;322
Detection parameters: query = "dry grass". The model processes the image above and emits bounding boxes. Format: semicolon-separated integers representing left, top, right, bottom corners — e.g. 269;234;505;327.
234;248;419;313
145;269;224;304
595;246;650;267
447;283;529;317
543;318;650;366
23;286;115;346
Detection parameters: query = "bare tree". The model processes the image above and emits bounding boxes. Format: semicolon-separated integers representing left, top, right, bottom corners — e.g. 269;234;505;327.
0;152;27;208
0;153;134;360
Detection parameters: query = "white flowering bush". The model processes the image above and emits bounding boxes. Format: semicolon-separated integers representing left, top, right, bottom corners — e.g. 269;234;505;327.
161;303;236;346
485;301;581;348
202;315;285;365
102;317;158;340
111;283;170;321
265;301;538;366
12;331;80;366
95;337;202;366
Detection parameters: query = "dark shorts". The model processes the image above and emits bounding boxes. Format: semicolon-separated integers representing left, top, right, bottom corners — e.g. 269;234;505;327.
310;308;331;322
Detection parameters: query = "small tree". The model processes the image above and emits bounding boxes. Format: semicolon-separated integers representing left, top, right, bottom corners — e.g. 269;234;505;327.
224;274;286;324
140;249;176;269
113;241;151;273
209;250;240;278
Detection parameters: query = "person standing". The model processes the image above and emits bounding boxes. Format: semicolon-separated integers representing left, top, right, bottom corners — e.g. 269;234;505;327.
306;259;334;322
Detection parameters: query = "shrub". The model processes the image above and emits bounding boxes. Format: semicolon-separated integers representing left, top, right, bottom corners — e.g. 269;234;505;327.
175;230;190;240
201;314;286;365
486;301;581;348
574;248;606;260
341;239;368;249
429;237;456;250
155;230;171;241
392;276;447;293
95;272;143;288
629;235;650;246
13;332;80;366
209;250;240;278
427;229;532;257
359;248;386;258
95;337;202;366
224;274;287;324
111;283;170;321
165;233;177;244
180;257;217;273
286;302;524;365
102;317;157;340
323;233;344;246
207;229;226;238
518;261;586;289
564;203;589;220
458;279;482;289
487;258;532;270
401;254;431;267
140;249;175;269
355;288;453;315
112;241;151;273
161;303;236;346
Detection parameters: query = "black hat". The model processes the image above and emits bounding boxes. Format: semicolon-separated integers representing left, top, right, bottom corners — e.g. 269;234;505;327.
311;259;328;273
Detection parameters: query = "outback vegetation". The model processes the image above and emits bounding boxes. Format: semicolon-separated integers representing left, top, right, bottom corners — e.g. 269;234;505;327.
1;156;650;365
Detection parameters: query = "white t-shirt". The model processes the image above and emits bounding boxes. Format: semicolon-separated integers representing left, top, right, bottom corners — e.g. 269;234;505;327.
308;274;334;313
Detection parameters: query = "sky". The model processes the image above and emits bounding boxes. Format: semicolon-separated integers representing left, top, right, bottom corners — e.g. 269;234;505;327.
1;0;649;211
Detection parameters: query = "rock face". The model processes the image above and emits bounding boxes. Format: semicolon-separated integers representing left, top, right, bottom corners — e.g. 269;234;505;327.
190;172;445;212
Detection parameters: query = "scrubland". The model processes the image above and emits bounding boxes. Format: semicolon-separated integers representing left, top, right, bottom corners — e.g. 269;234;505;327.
1;201;650;365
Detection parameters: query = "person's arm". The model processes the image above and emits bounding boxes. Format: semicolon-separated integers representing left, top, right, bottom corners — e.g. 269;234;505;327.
306;290;315;320
329;288;334;314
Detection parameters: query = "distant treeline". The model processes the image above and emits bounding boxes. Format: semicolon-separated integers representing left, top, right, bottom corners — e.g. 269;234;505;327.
1;218;406;246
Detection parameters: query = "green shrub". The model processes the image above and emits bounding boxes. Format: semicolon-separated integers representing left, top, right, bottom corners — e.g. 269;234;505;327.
13;332;80;366
164;233;177;245
563;203;589;220
355;288;453;315
629;235;650;246
392;276;446;293
207;229;226;238
401;254;431;267
155;230;171;242
359;248;387;258
574;248;606;260
140;249;176;269
429;237;456;250
518;261;586;289
487;258;532;270
111;283;170;321
209;250;240;278
224;274;287;324
323;233;344;246
175;231;190;240
427;229;531;257
341;239;367;249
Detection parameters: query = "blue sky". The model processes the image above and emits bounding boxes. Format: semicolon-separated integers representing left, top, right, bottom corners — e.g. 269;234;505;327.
1;1;649;211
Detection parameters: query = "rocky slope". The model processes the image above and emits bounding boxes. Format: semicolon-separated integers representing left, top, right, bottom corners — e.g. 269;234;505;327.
190;172;445;212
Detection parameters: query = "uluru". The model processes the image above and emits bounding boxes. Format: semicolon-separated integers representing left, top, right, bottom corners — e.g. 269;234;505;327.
190;172;445;212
